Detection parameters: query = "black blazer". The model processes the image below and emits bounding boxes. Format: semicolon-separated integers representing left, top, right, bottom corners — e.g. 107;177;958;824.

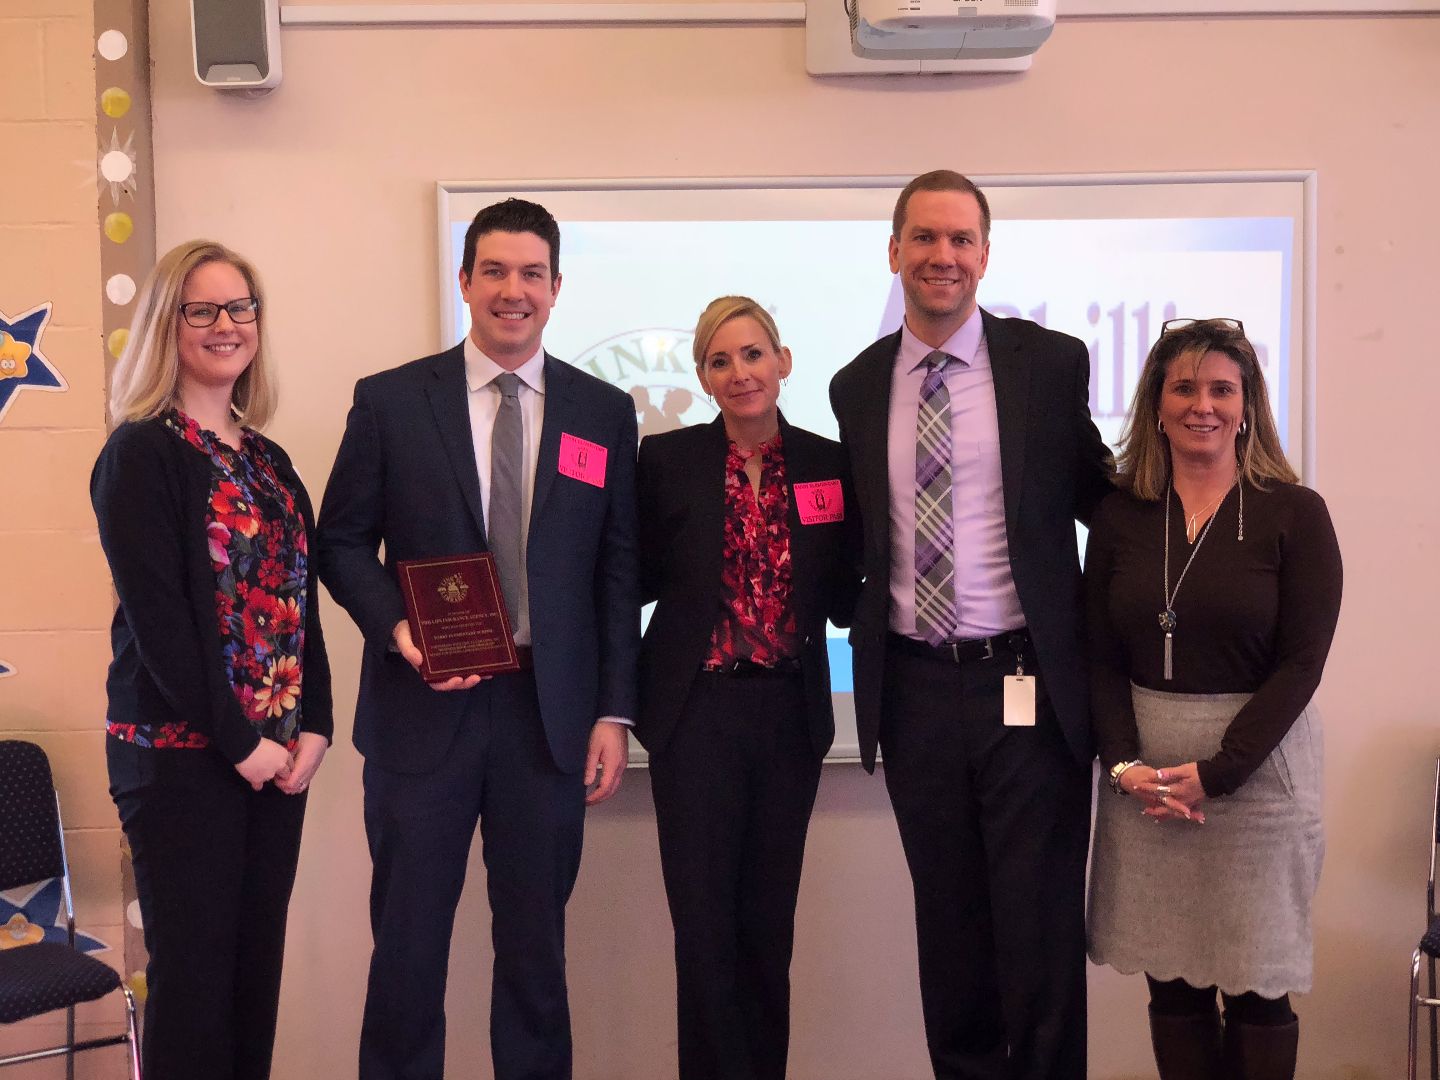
90;417;334;765
316;345;640;776
829;310;1114;771
636;414;860;759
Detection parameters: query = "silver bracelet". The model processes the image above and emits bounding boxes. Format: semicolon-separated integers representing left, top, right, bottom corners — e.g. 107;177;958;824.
1108;759;1144;795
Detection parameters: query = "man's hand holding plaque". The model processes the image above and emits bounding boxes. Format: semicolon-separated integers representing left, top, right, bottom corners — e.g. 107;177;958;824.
395;553;522;686
391;621;484;691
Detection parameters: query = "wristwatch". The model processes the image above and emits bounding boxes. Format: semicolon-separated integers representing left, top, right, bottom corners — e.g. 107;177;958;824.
1108;759;1144;795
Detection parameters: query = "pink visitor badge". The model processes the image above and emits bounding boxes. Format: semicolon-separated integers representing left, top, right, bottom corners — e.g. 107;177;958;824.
793;480;843;524
559;433;607;488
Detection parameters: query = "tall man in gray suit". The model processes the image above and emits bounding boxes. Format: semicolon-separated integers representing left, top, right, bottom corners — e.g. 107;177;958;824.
829;171;1114;1079
318;199;639;1080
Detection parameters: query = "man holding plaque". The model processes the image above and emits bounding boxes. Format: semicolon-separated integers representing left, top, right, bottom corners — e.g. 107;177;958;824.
317;198;639;1080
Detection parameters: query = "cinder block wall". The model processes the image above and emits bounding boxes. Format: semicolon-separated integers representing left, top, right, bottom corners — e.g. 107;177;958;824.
0;0;129;1074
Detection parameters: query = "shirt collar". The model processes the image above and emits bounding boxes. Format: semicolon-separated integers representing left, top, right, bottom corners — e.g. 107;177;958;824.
898;306;986;374
463;336;547;394
728;432;785;463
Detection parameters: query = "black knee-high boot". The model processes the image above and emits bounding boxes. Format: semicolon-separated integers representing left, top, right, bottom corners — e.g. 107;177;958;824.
1148;1006;1223;1080
1221;1017;1299;1080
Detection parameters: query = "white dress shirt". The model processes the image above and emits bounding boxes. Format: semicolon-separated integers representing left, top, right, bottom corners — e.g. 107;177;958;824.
464;336;545;645
461;337;632;729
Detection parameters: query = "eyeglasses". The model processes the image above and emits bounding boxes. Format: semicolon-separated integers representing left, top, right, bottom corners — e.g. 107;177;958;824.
1161;317;1244;335
178;297;259;328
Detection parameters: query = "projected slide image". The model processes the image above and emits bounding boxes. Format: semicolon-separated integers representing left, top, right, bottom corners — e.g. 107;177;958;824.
438;177;1308;760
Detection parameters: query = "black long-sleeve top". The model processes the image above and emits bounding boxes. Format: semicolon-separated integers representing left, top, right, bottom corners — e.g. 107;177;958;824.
91;416;333;765
1084;482;1342;797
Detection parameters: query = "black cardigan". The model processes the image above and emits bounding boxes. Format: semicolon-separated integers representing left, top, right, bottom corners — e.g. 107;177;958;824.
91;416;333;765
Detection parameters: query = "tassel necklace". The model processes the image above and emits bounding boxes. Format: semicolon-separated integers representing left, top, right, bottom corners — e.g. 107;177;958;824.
1159;479;1244;680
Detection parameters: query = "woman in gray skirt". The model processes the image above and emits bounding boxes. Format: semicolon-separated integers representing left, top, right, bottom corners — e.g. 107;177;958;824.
1085;318;1342;1080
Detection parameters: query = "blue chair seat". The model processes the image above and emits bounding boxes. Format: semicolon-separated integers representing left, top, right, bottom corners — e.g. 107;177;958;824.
0;740;139;1076
0;942;122;1024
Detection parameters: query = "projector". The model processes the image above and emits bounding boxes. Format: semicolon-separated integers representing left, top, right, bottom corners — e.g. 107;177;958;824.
850;0;1056;60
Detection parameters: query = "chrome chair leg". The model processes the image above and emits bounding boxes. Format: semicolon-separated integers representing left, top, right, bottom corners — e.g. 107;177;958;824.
1430;953;1438;1080
121;983;142;1080
1413;949;1423;1080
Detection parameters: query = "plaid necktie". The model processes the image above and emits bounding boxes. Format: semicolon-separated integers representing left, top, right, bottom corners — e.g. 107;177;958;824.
914;350;957;646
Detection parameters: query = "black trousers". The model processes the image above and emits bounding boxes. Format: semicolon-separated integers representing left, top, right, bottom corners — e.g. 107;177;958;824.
108;738;307;1080
879;642;1091;1080
358;670;586;1080
649;671;822;1080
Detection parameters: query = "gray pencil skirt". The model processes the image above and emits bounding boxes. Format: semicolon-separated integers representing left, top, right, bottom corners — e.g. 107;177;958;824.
1087;684;1324;999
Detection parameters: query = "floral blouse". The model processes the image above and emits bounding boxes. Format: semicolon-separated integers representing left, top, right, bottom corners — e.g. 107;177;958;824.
105;410;310;750
703;436;800;669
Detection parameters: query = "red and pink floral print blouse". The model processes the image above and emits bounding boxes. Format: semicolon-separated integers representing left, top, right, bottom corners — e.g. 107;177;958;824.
703;436;801;670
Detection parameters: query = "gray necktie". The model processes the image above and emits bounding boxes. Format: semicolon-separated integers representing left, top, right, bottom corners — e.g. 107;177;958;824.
489;373;525;633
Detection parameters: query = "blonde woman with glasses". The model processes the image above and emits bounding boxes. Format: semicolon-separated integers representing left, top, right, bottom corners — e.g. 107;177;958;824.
1085;318;1342;1080
90;240;332;1079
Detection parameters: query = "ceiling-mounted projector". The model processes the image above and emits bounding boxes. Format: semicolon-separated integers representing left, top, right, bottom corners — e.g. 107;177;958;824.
850;0;1056;60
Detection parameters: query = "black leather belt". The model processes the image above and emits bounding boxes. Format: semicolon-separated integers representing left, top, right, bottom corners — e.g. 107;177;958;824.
702;657;802;678
887;629;1029;665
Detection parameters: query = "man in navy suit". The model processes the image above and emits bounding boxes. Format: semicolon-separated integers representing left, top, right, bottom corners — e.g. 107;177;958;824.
830;171;1113;1079
318;199;639;1080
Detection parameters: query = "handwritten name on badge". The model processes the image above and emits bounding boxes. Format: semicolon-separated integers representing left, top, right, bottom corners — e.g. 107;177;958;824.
794;480;843;525
559;433;607;488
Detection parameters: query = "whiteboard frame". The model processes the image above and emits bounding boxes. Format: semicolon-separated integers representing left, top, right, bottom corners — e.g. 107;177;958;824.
436;170;1318;764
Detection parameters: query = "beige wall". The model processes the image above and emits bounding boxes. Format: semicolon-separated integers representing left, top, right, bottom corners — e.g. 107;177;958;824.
11;3;1435;1078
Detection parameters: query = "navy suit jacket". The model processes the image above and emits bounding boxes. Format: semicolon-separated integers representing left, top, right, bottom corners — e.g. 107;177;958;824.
829;310;1114;771
317;344;640;776
635;414;860;759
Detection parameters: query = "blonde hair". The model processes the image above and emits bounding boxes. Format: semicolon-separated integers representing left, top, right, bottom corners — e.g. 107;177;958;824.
109;240;277;429
1117;319;1297;500
691;296;785;370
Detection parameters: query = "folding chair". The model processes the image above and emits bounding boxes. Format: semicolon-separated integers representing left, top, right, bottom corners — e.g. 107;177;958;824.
1409;758;1440;1080
0;740;140;1078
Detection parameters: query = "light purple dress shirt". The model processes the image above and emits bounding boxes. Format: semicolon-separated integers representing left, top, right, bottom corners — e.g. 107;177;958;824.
887;310;1025;640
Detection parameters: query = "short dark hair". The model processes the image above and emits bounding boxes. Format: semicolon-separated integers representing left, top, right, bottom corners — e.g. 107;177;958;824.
461;198;561;279
892;170;991;242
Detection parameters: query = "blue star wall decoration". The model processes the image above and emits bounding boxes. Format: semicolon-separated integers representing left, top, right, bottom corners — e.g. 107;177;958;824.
0;660;12;678
0;302;67;424
0;880;109;954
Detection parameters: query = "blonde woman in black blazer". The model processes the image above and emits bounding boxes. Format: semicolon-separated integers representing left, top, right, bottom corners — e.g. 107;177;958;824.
637;296;860;1080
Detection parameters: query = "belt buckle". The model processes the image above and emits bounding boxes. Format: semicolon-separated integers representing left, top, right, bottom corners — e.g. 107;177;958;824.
944;638;994;663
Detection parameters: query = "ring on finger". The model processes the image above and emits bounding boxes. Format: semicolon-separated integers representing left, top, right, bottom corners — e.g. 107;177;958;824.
1156;785;1172;797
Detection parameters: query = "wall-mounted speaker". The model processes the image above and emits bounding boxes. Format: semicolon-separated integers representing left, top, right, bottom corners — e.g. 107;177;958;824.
190;0;281;95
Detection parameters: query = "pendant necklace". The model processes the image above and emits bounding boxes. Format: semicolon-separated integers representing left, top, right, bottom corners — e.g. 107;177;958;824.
1185;488;1227;543
1160;479;1241;680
